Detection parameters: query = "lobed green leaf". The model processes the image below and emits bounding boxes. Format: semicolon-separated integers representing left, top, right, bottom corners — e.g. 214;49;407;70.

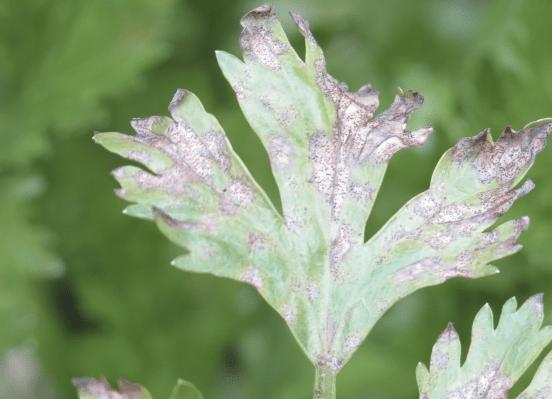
97;4;552;373
417;295;552;399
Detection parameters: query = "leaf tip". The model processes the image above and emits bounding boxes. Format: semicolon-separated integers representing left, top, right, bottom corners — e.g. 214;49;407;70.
289;10;311;38
92;132;109;145
168;89;191;114
240;4;275;27
437;322;459;344
527;292;545;312
522;117;552;130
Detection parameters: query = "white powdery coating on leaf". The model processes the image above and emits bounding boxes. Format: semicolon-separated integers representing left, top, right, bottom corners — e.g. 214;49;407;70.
166;122;215;179
126;150;153;168
203;130;232;172
240;7;288;71
446;365;512;399
248;233;267;251
221;179;255;214
241;267;263;289
123;117;237;200
309;132;335;197
394;257;471;284
329;224;352;277
268;134;294;169
451;124;551;185
427;230;453;249
350;182;374;204
73;378;142;399
344;334;362;351
283;304;296;324
306;282;319;301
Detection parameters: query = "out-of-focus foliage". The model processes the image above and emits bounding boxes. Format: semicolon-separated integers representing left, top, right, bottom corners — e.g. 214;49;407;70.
0;0;174;354
0;349;55;399
0;0;173;166
1;0;551;399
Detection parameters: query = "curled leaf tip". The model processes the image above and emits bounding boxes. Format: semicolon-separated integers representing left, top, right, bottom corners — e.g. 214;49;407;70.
240;4;274;26
523;117;552;130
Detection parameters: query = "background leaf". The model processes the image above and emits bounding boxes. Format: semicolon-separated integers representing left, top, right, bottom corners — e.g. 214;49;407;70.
169;380;204;399
417;295;552;398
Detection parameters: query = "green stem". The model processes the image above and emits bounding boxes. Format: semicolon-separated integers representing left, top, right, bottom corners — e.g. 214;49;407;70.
313;366;336;399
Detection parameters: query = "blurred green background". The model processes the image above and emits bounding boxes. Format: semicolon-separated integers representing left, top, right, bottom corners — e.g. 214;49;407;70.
0;0;551;398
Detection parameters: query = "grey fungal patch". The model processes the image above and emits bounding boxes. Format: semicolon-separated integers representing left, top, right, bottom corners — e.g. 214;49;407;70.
72;377;142;399
127;150;153;168
308;131;350;218
284;213;302;231
394;257;463;284
414;192;440;218
248;233;267;251
350;182;373;204
316;355;343;374
311;49;432;166
120;117;238;195
329;225;352;277
306;282;319;301
203;130;232;172
240;4;273;22
290;11;317;44
429;323;458;371
447;365;512;399
268;134;294;169
309;131;336;199
221;179;255;213
112;100;265;216
427;230;453;249
290;14;433;224
452;122;552;185
131;115;171;136
344;334;362;351
239;6;289;71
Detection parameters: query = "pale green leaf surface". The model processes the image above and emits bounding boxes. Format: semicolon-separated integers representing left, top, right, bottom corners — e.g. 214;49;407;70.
416;295;552;399
97;5;552;373
518;351;552;399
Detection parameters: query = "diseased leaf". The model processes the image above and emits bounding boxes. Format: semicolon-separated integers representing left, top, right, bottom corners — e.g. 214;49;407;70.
73;378;153;399
73;378;204;399
94;89;289;302
96;4;552;375
417;295;552;399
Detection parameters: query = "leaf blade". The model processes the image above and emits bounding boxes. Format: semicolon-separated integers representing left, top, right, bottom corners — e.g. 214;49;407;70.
418;295;552;399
